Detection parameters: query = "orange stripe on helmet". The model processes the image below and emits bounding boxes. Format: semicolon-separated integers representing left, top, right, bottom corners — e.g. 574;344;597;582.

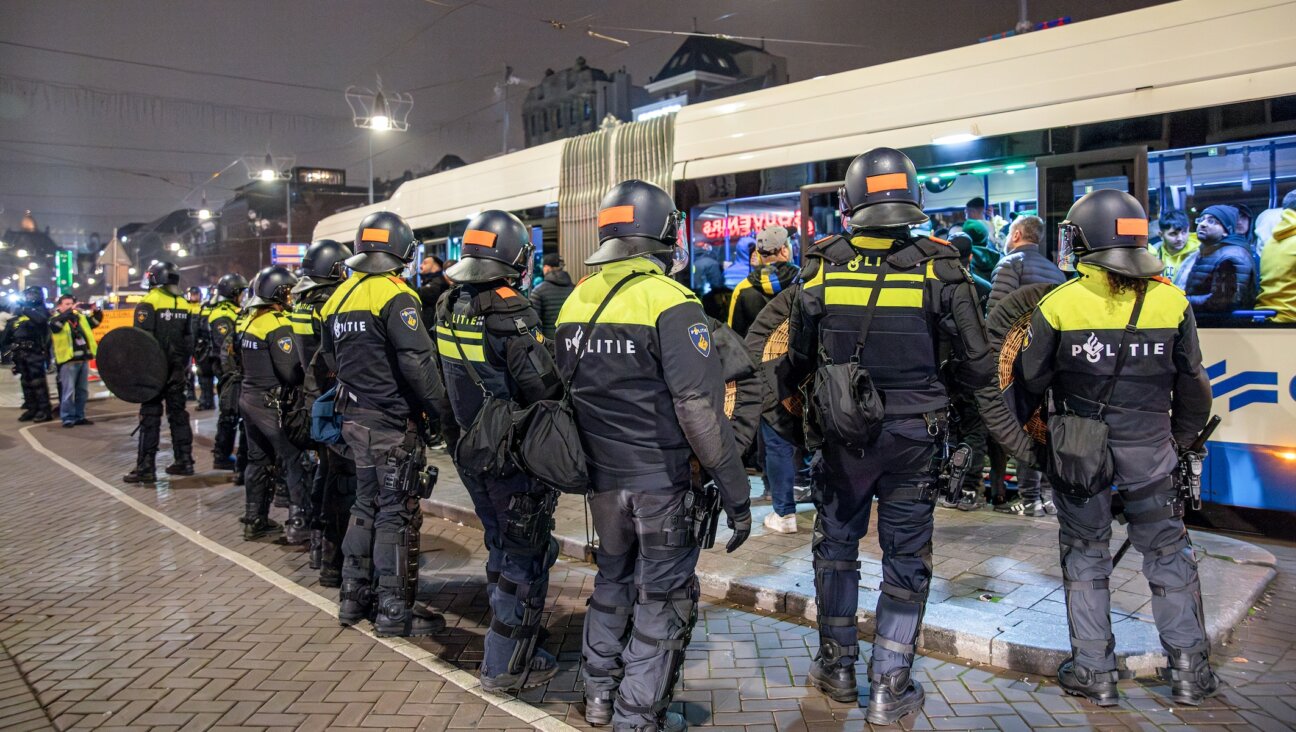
361;227;390;243
598;205;635;227
865;172;909;194
463;229;497;247
1115;218;1149;236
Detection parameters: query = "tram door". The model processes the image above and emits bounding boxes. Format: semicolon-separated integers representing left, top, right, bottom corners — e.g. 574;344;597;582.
1036;146;1149;262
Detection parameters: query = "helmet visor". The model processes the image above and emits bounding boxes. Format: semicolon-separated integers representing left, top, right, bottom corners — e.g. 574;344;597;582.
667;239;690;277
1057;220;1087;272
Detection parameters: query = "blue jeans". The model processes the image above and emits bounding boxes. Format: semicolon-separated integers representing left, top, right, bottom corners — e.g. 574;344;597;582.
58;360;88;424
762;420;797;517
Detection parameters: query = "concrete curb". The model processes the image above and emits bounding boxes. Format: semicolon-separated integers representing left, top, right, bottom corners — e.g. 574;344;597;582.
422;493;1277;677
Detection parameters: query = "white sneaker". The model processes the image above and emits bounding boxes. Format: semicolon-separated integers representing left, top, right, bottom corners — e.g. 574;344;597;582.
763;511;798;534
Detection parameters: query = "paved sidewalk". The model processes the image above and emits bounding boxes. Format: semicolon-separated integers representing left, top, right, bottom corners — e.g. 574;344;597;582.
0;399;1293;731
420;453;1276;677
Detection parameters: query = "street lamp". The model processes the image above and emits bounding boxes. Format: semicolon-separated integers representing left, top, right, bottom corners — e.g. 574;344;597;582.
169;242;181;251
347;78;412;204
243;150;296;246
16;248;28;258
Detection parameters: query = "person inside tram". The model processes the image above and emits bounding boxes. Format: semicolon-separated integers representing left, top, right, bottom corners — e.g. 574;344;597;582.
964;196;1002;250
1152;209;1198;290
1182;204;1257;316
1256;188;1296;323
959;219;1000;286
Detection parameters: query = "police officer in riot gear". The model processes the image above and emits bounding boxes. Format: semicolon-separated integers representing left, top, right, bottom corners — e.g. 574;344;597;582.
289;239;355;587
210;273;249;471
783;148;994;723
190;286;217;410
437;210;564;692
236;266;307;539
558;180;752;732
6;286;53;423
320;211;447;638
125;260;196;483
1017;189;1217;706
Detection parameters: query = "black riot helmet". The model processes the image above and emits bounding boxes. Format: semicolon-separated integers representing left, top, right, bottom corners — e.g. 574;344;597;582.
1058;189;1161;277
144;259;181;294
839;147;929;230
346;211;417;274
215;273;249;303
445;210;534;285
586;179;687;273
22;285;46;306
244;266;298;309
185;286;203;303
293;239;353;294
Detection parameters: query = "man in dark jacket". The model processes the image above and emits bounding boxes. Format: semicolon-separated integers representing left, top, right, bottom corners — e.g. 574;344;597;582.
988;214;1067;516
1183;204;1256;316
413;256;448;329
528;252;574;341
728;225;799;339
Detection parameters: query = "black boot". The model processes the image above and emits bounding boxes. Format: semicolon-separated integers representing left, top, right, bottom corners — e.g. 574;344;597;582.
338;579;375;626
213;455;236;471
480;648;558;693
866;668;925;725
1159;650;1220;706
584;690;615;726
273;478;290;508
242;501;281;540
319;537;342;588
124;452;157;484
1058;658;1122;707
808;649;858;704
309;530;324;570
17;409;36;422
373;592;445;638
165;460;195;476
283;506;310;545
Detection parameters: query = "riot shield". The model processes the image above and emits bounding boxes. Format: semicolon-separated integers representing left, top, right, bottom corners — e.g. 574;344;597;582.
97;327;169;403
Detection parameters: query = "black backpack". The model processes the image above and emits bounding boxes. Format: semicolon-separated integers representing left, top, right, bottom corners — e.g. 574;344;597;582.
439;298;518;478
513;272;647;493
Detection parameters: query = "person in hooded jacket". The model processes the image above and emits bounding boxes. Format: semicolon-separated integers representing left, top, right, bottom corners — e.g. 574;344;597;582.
1257;189;1296;322
1182;205;1256;317
529;252;574;343
960;219;1001;286
728;225;800;339
435;210;565;693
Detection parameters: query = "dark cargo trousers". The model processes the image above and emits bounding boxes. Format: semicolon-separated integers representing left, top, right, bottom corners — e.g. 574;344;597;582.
459;468;556;680
214;374;240;461
311;446;357;576
14;350;50;417
582;485;701;730
1055;473;1208;672
812;418;936;682
239;392;305;520
340;408;422;603
137;363;193;470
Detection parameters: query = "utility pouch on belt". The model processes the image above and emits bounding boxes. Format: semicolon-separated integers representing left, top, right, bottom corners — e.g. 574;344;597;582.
513;272;647;493
806;260;889;451
1047;288;1144;500
279;386;313;450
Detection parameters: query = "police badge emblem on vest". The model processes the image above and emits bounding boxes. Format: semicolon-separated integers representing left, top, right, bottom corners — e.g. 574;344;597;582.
400;307;418;330
277;336;293;353
688;322;711;357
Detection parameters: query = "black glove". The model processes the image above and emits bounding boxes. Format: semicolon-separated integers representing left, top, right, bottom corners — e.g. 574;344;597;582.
724;501;752;553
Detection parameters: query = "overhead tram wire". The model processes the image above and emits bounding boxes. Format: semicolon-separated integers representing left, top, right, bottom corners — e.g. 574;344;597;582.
584;25;870;49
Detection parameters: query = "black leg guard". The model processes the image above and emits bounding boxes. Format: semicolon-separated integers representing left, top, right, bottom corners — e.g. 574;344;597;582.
615;579;699;730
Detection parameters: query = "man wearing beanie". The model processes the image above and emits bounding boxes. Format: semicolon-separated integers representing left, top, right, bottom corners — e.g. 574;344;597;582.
1183;204;1256;315
960;219;1001;285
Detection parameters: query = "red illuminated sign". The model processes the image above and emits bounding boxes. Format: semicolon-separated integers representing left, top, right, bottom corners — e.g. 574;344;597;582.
699;211;814;240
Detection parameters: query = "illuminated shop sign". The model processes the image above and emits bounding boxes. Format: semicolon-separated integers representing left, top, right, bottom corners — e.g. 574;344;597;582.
699;211;815;240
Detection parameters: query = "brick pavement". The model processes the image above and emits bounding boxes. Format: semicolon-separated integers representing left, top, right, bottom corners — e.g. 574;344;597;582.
1;399;1293;731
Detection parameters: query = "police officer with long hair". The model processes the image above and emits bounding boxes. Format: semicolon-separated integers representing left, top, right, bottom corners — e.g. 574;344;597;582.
290;239;355;587
320;212;446;637
559;180;752;732
1017;189;1217;707
783;148;993;724
436;210;564;692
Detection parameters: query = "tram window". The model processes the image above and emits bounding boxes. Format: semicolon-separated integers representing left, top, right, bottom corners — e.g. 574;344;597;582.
688;193;810;294
1149;136;1296;327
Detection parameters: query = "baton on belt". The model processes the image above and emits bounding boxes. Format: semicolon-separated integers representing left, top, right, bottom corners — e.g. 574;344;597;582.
1112;415;1220;569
